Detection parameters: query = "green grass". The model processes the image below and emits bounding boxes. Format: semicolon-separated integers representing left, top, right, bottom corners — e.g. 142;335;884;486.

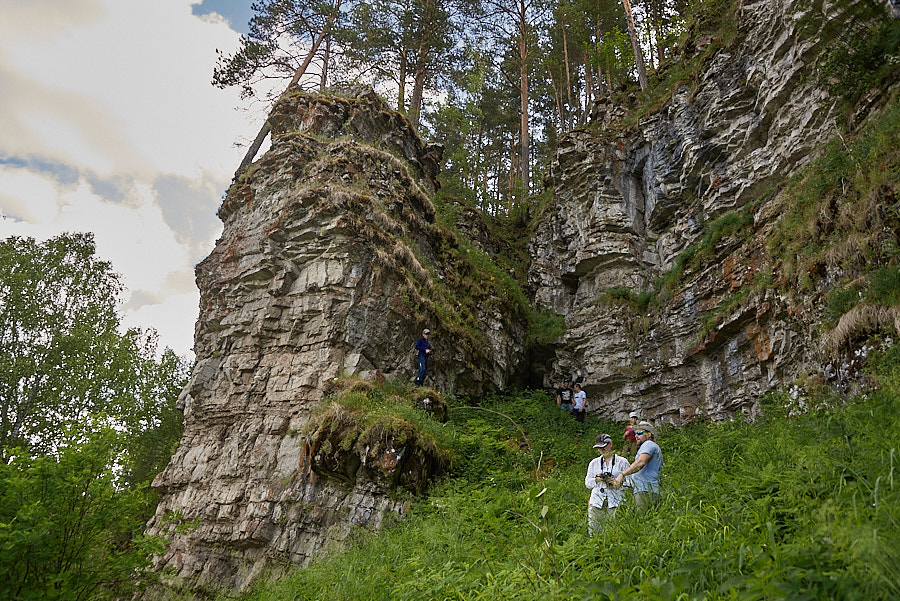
767;101;900;291
221;348;900;601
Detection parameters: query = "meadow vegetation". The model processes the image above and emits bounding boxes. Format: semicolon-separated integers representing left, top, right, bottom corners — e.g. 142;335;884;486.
228;344;900;601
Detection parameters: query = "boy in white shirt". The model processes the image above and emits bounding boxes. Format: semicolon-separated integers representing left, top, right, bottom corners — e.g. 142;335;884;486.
572;382;586;422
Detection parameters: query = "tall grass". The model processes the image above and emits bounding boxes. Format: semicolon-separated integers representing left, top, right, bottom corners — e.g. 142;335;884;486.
227;349;900;601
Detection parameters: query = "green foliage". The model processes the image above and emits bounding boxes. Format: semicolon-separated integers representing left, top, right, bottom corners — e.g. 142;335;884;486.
824;284;864;328
526;308;566;345
309;378;454;473
212;0;346;100
0;233;123;455
768;100;900;298
0;428;165;601
0;233;189;600
654;206;756;302
867;264;900;306
0;234;189;463
595;285;655;313
815;2;900;105
229;345;900;601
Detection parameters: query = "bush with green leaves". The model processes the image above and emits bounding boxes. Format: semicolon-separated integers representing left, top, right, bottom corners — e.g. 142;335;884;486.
0;233;188;600
0;428;166;601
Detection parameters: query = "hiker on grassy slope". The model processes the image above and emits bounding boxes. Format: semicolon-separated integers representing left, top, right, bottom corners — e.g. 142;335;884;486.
613;421;662;509
572;382;586;422
623;411;639;456
556;378;574;413
585;433;631;535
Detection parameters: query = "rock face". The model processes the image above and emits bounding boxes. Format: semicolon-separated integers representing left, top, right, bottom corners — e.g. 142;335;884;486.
148;0;890;593
146;86;525;591
527;0;845;423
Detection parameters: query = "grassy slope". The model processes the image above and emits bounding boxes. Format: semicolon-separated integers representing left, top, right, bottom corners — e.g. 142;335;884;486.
226;9;900;601
232;345;899;601
195;6;900;601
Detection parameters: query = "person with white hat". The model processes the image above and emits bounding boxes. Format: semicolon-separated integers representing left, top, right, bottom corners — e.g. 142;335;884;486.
585;433;631;535
613;421;662;509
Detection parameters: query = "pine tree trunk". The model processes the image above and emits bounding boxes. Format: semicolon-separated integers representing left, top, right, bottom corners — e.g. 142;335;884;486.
236;6;341;176
562;18;574;130
622;0;650;92
319;36;331;91
517;0;530;199
583;55;593;124
548;67;565;132
398;49;408;114
652;0;665;64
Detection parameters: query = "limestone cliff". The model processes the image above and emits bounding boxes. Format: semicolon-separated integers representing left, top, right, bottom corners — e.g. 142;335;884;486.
146;86;525;591
148;0;899;593
527;0;895;423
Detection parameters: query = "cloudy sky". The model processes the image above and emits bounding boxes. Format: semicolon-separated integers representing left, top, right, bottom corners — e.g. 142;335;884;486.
0;0;261;359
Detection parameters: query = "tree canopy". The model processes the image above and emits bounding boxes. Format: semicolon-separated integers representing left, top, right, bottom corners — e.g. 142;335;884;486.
0;233;186;462
214;0;698;213
0;232;188;599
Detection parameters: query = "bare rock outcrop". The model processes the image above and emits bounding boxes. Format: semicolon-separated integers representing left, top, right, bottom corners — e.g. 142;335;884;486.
146;87;524;592
527;0;848;423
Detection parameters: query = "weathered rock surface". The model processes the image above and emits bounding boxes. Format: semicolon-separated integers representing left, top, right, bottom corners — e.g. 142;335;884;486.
148;0;893;593
527;0;846;423
146;86;524;591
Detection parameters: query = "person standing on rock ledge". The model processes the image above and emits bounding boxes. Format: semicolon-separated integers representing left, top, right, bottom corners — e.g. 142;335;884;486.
414;328;432;386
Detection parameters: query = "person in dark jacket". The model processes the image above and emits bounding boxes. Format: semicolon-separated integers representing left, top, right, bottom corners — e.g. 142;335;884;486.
556;378;574;413
414;329;432;385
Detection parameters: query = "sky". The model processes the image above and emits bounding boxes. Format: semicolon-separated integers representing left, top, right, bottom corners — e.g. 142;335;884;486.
0;0;260;359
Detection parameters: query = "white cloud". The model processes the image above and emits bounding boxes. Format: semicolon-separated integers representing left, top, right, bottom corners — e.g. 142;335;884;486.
0;174;200;351
121;290;200;359
0;168;66;223
0;0;264;358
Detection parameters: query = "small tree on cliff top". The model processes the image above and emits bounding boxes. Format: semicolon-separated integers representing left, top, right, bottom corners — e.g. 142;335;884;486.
214;0;351;173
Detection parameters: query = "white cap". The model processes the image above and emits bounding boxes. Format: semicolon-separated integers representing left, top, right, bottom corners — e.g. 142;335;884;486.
629;411;639;418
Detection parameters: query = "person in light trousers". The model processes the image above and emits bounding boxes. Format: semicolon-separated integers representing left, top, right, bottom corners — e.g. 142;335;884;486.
585;433;631;535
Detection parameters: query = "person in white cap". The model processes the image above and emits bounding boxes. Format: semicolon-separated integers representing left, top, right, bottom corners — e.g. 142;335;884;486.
623;411;640;455
585;433;631;535
414;329;432;386
613;421;662;509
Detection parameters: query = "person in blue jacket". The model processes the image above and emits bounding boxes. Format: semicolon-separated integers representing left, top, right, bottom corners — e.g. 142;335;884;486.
414;328;432;385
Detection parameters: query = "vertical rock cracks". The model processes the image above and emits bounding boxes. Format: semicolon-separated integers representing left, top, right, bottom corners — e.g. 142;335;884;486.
147;0;894;593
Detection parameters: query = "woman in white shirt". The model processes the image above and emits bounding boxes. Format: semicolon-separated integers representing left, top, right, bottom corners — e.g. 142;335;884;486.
584;433;630;535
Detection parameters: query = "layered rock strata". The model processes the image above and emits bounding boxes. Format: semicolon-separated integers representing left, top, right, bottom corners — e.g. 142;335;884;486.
146;87;524;591
146;0;890;592
527;0;845;423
